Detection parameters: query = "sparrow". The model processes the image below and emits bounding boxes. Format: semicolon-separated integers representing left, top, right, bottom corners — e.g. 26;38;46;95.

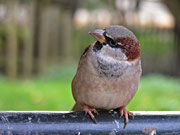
71;25;142;128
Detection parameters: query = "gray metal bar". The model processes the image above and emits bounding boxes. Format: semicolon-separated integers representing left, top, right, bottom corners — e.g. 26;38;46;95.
0;111;180;135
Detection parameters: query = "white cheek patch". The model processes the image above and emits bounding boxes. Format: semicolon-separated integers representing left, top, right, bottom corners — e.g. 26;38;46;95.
98;44;127;61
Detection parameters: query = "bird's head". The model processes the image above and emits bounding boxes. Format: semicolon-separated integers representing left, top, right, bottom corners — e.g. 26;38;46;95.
89;25;140;61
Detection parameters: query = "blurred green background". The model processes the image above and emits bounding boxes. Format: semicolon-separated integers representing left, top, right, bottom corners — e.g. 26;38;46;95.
0;0;180;111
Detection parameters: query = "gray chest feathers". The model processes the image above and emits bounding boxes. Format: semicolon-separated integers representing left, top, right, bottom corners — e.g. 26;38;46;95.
91;45;136;80
95;56;128;79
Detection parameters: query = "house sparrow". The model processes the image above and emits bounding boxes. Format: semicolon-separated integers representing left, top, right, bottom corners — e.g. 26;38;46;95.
72;25;142;128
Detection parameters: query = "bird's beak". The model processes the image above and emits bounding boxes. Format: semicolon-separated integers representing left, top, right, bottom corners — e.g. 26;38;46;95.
89;29;106;44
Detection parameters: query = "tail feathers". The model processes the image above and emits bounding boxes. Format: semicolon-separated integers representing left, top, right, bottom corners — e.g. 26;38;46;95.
72;103;83;111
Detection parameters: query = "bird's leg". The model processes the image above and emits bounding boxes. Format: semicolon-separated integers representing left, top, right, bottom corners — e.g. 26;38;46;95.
119;107;134;129
83;105;98;124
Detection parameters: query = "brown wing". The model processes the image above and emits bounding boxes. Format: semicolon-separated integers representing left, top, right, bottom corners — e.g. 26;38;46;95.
81;45;91;58
71;45;91;109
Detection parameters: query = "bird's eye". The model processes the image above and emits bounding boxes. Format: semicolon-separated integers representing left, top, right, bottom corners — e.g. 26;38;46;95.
109;39;116;46
104;34;119;48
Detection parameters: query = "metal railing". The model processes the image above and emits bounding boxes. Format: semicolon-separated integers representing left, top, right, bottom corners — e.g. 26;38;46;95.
0;111;180;135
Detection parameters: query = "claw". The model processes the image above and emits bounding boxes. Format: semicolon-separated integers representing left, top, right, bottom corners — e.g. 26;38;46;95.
84;105;98;124
119;108;124;118
119;107;134;129
91;108;99;115
127;111;134;119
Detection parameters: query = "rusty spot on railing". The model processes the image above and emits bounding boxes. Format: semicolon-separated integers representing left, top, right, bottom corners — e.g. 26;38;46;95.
143;127;156;135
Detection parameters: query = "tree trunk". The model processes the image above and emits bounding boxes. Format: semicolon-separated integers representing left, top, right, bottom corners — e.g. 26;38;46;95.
163;0;180;74
22;1;35;78
5;1;18;79
33;0;42;74
48;7;61;65
61;11;72;61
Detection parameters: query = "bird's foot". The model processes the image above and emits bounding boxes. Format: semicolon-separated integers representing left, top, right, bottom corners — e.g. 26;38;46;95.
119;107;134;129
83;105;98;124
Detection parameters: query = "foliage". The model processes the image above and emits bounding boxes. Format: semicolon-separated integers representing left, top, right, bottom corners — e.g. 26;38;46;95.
81;0;115;10
135;30;174;57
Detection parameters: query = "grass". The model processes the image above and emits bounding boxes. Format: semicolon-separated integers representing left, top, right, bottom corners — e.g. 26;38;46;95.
127;74;180;111
0;79;74;110
0;67;180;111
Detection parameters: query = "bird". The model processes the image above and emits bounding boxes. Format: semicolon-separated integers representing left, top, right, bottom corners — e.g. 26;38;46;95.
71;25;142;128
